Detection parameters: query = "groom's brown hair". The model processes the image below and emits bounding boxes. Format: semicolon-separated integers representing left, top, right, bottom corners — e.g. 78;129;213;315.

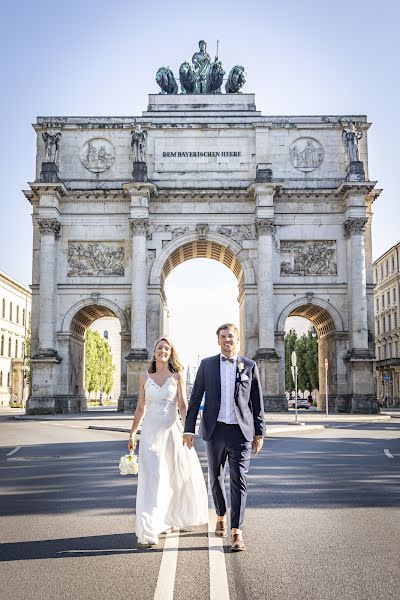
216;323;239;337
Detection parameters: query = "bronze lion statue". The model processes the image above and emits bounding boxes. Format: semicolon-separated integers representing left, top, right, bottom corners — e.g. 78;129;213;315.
225;65;247;94
156;67;178;94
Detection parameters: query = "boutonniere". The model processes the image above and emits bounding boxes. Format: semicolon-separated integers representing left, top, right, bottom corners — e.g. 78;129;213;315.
238;361;245;373
237;361;249;382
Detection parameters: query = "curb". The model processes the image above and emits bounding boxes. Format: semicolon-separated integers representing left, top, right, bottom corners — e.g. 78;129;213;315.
87;424;327;436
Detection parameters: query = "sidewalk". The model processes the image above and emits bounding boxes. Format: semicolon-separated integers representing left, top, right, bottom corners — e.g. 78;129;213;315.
7;407;393;436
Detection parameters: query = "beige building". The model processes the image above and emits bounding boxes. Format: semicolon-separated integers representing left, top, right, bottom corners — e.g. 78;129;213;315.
0;271;31;406
374;243;400;406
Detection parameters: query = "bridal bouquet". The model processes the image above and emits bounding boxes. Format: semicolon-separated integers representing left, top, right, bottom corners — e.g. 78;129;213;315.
119;450;139;476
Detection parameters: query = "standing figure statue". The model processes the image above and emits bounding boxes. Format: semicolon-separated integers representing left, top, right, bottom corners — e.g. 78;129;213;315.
342;122;363;163
131;125;147;163
192;40;212;93
42;131;61;163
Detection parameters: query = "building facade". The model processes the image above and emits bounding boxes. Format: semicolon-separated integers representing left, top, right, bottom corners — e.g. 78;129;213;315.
24;42;380;415
0;271;31;406
373;243;400;406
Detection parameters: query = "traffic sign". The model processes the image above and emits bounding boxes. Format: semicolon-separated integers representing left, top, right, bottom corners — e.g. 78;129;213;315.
384;374;390;382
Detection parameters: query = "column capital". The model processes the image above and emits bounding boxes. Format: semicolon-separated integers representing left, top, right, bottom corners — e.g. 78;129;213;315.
123;182;157;199
37;218;61;238
343;217;367;238
255;218;275;236
129;218;149;236
248;182;282;206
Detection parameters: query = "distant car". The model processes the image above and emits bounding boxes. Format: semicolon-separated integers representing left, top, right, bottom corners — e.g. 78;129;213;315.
288;398;310;409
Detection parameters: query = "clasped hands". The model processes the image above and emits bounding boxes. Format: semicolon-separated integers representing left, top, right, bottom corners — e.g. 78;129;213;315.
183;433;264;454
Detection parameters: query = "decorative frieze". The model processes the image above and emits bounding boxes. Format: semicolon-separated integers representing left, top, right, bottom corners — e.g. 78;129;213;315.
280;240;337;276
255;218;275;236
68;242;125;277
289;137;324;172
130;218;149;236
217;224;255;242
343;218;367;238
80;138;115;173
37;218;61;237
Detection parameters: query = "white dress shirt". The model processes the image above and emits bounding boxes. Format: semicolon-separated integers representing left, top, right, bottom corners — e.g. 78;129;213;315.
217;353;239;424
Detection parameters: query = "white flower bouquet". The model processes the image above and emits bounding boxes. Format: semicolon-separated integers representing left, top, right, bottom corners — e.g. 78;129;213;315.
119;450;139;475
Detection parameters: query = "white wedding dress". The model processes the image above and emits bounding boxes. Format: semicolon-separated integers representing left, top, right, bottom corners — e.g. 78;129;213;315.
135;374;208;544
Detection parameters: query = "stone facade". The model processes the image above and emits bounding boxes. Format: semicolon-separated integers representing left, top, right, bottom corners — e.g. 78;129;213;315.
373;243;400;406
0;272;31;406
24;93;380;414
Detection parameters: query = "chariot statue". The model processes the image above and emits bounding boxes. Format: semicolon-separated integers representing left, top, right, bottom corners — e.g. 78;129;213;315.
155;40;246;95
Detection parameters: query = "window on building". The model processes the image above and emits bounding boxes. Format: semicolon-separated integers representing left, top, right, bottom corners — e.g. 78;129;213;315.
387;291;391;306
22;309;26;327
394;313;398;329
393;287;397;303
388;314;392;331
22;342;25;358
373;269;377;284
1;299;4;318
0;335;3;355
382;294;385;309
15;340;18;358
9;302;13;321
376;298;379;312
392;255;395;272
28;311;31;324
8;337;11;357
381;264;384;280
383;345;386;359
377;319;380;335
0;371;2;386
386;261;389;277
16;306;19;324
377;347;381;360
7;371;10;387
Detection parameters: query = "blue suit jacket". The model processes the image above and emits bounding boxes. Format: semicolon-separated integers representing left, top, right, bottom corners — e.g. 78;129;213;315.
185;354;266;442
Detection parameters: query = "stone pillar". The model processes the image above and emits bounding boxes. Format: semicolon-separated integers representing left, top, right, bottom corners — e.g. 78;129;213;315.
36;218;61;356
344;215;377;413
123;183;156;411
251;182;285;411
129;217;149;357
344;218;369;350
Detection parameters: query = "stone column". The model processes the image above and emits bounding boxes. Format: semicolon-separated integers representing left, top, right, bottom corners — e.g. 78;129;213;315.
36;218;61;357
344;218;369;351
129;217;149;359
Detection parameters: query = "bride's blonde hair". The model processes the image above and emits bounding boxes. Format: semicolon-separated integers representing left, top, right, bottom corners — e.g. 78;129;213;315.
148;337;184;373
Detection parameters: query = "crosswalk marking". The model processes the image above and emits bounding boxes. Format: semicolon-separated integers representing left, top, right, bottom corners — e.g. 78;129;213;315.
6;446;21;456
208;478;230;600
153;529;180;600
384;449;394;459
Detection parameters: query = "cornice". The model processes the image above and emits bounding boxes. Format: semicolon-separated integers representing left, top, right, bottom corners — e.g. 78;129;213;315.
153;189;251;203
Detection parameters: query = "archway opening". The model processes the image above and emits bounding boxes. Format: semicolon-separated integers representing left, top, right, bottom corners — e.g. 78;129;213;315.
163;256;240;383
69;304;122;411
284;304;337;411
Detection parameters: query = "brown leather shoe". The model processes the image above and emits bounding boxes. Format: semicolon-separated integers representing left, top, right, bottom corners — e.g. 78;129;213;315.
215;520;227;537
231;533;245;552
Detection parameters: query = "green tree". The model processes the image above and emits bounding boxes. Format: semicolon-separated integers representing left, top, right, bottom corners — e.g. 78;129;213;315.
305;326;319;393
285;329;297;393
295;334;309;395
85;329;115;400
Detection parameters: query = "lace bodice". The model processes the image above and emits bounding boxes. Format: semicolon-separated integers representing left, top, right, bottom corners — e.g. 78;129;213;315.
144;374;178;417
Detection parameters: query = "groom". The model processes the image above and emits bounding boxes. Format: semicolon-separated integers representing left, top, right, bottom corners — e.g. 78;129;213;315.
183;323;265;551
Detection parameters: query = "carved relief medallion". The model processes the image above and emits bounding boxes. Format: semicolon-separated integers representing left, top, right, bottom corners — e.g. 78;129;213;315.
80;138;115;173
280;241;337;276
68;242;124;277
289;138;324;172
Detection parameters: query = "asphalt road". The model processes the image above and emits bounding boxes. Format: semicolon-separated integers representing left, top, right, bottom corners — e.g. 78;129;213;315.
1;414;399;600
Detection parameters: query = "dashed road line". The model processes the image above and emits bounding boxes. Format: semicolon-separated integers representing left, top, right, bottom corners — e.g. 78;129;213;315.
153;529;180;600
6;446;21;456
384;449;394;459
208;478;230;600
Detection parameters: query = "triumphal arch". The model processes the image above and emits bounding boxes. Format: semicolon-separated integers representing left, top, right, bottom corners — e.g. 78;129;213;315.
25;41;380;414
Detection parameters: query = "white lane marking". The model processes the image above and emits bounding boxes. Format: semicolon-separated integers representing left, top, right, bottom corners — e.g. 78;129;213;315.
384;449;394;459
153;529;180;600
6;446;22;456
208;477;230;600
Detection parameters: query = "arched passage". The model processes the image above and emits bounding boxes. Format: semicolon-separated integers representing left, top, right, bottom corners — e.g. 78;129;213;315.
58;298;129;412
278;298;347;411
148;235;257;359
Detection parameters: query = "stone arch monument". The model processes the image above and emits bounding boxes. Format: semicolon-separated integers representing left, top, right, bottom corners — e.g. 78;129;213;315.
24;41;380;414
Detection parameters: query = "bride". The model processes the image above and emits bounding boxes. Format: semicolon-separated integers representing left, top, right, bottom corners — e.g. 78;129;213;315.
128;337;208;545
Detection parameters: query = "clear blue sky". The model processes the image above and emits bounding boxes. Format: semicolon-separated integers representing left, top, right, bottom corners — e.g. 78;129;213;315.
1;0;398;361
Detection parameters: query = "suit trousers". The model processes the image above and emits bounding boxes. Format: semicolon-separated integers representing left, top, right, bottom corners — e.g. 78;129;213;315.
206;421;252;529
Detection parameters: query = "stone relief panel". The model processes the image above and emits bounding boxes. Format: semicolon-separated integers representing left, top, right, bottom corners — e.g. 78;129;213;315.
68;242;125;277
280;241;337;276
289;137;324;172
216;225;255;242
80;138;115;173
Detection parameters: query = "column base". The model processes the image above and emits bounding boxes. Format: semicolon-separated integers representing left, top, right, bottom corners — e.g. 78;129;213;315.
132;162;148;182
263;394;288;412
254;348;279;360
40;162;59;183
126;355;149;411
31;349;62;362
346;161;365;182
350;394;380;414
26;395;86;415
125;348;149;361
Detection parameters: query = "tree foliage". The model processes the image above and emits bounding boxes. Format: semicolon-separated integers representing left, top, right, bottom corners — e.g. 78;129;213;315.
285;326;319;394
85;329;115;398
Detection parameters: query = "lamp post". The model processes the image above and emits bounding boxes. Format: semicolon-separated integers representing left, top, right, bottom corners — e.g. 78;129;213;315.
325;358;329;417
291;350;298;423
